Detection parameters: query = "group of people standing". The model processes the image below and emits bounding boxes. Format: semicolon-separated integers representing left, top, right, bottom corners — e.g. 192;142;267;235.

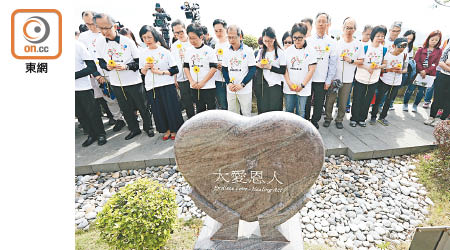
75;11;450;147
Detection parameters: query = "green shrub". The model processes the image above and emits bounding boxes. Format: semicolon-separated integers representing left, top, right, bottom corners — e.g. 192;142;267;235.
433;120;450;162
243;34;259;50
96;178;178;250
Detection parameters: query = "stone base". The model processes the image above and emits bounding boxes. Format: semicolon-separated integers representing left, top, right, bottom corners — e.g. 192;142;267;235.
194;213;303;250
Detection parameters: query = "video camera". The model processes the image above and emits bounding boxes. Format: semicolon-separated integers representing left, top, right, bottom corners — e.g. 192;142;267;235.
153;3;171;48
181;1;200;24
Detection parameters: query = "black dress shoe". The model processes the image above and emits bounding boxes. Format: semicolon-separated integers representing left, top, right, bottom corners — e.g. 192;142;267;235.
145;129;155;137
125;130;141;140
113;120;126;132
82;136;97;147
336;122;344;129
98;135;107;145
312;122;319;129
108;118;116;126
323;120;331;127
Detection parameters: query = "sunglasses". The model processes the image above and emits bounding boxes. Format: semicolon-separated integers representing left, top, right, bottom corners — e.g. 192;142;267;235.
396;43;407;48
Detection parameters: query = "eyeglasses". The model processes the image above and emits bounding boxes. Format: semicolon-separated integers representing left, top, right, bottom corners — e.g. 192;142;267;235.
174;31;184;35
292;36;304;41
228;36;239;40
97;25;113;31
344;26;355;30
284;41;293;44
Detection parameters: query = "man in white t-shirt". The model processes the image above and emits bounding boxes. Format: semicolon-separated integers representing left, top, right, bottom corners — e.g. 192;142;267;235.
183;23;218;113
171;20;195;119
305;12;338;129
221;25;256;116
94;13;154;140
384;21;402;49
212;19;230;110
75;40;106;147
78;11;126;132
324;18;364;129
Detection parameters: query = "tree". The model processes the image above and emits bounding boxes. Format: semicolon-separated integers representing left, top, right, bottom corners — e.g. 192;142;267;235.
243;34;259;50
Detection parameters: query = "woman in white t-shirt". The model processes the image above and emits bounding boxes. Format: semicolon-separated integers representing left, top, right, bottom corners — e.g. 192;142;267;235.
254;27;286;114
283;23;317;118
350;25;388;127
370;38;408;126
139;25;184;141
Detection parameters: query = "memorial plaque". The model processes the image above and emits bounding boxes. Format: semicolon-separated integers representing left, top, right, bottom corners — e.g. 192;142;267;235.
174;110;324;246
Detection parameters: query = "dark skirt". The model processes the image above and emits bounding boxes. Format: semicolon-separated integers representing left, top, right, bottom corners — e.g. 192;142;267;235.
147;84;184;133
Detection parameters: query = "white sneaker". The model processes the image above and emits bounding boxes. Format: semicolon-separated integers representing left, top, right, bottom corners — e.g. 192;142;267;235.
412;105;418;113
424;117;435;125
402;104;408;111
430;119;441;127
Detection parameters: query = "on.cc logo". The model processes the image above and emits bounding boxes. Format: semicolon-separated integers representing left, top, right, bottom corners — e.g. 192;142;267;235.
23;16;50;44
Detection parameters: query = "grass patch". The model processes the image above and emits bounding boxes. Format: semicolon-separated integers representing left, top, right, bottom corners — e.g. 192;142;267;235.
75;218;202;250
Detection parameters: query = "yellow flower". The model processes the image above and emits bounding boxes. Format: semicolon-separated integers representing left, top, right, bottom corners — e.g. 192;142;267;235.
146;57;155;64
325;46;330;52
217;48;224;55
193;66;200;74
340;52;347;57
371;62;377;69
292;84;298;89
261;58;269;65
396;63;402;68
176;44;182;49
230;77;236;83
108;60;116;67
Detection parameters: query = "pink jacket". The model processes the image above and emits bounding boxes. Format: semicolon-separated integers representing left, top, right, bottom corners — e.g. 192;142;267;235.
415;47;442;76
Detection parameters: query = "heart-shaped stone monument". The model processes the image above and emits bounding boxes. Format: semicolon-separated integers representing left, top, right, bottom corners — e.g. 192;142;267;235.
174;110;324;243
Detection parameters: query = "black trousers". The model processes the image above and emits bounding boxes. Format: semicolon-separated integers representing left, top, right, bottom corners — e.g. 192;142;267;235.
253;68;283;114
178;80;195;118
305;82;326;123
95;97;113;119
430;72;450;119
371;80;399;120
75;89;105;138
191;88;216;113
111;83;153;133
147;84;184;133
351;80;377;122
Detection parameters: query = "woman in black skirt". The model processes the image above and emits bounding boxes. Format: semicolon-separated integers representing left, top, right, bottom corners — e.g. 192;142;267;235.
139;25;184;140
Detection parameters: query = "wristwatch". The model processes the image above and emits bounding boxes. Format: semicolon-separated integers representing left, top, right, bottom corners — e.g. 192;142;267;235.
301;83;306;88
350;59;355;64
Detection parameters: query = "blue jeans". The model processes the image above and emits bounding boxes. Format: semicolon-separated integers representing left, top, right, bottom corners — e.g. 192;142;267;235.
285;94;308;118
424;71;439;103
403;83;426;106
215;81;228;110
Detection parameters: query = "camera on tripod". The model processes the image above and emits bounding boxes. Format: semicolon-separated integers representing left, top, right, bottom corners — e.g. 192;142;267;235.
181;1;200;24
153;3;171;48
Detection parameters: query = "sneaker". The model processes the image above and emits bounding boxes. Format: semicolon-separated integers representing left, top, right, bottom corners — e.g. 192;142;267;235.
323;120;331;127
369;117;377;125
389;104;395;111
358;121;367;127
402;104;408;111
423;102;431;109
412;105;418;113
437;109;443;117
430;119;442;127
336;122;344;129
350;121;357;127
346;107;351;113
424;117;435;125
377;118;389;126
108;118;116;126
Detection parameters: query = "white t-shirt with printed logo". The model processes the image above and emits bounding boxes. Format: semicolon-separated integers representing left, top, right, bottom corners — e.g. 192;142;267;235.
380;50;407;86
214;40;230;82
355;44;385;84
171;39;192;82
308;35;337;82
97;35;142;87
257;49;286;87
78;30;106;75
284;45;317;96
139;46;177;91
222;44;256;94
335;39;364;83
75;40;94;91
184;44;218;89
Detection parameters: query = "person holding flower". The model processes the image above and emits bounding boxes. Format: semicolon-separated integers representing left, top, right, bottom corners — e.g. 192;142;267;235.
350;25;388;127
254;27;286;114
94;13;154;140
212;19;230;110
171;20;195;119
324;17;363;129
305;12;338;129
183;23;218;113
283;23;317;118
221;25;256;116
370;38;408;126
139;25;184;141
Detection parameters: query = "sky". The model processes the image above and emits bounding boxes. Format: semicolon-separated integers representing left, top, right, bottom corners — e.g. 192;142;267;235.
78;0;448;46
